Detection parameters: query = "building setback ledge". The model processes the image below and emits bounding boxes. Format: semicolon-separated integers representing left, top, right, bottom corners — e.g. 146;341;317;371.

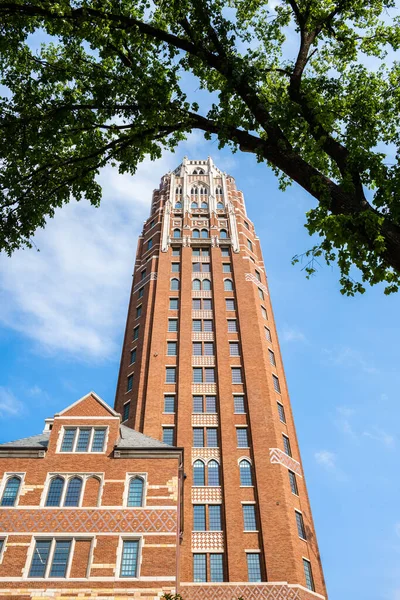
179;582;326;600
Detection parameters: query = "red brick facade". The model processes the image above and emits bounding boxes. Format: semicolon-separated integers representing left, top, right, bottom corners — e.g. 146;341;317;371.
114;158;328;599
0;392;183;599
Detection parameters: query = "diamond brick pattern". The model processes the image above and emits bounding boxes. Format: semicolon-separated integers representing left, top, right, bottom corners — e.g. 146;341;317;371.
192;384;217;393
192;332;214;341
191;448;220;462
192;531;224;551
192;356;215;366
191;487;222;503
192;291;212;298
0;508;177;534
245;273;269;296
269;448;302;477
180;584;302;600
192;414;218;426
192;311;213;319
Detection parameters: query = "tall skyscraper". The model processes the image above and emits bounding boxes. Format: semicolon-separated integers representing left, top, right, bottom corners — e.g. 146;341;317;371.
115;157;327;599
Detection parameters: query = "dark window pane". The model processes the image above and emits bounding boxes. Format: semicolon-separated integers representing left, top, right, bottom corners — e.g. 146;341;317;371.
49;540;71;577
64;477;82;507
29;540;51;577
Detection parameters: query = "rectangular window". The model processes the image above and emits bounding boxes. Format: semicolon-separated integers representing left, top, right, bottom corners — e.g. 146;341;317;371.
192;248;200;256
295;511;307;539
273;375;281;393
289;470;298;495
135;305;142;319
166;367;176;383
227;319;238;332
193;262;201;272
164;395;175;413
255;270;261;281
258;288;264;300
221;247;229;256
120;540;139;577
236;428;249;448
193;554;207;583
203;298;212;310
193;428;205;447
193;505;206;531
193;396;203;413
123;402;130;422
192;298;201;309
222;263;231;273
141;269;146;280
283;434;292;456
193;342;202;356
61;428;76;452
210;553;224;582
168;319;178;332
243;505;257;531
162;427;175;445
203;320;213;332
209;505;222;530
265;327;272;342
192;319;202;332
133;326;139;341
244;221;250;230
130;348;136;364
193;368;203;383
205;396;216;413
49;540;71;577
28;540;51;577
91;429;106;452
246;553;261;582
261;306;268;320
202;263;210;273
167;341;177;356
247;239;253;252
229;342;240;356
277;402;286;423
127;375;133;392
60;427;105;453
138;287;144;299
76;428;91;452
147;239;153;250
28;539;71;578
206;428;218;447
225;298;235;311
172;247;180;256
268;350;276;366
303;559;315;591
234;395;245;413
232;367;243;384
172;262;180;272
204;342;214;356
205;368;215;383
169;298;179;310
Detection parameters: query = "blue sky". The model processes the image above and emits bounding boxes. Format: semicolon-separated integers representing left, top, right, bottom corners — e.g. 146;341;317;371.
1;7;400;599
0;142;399;600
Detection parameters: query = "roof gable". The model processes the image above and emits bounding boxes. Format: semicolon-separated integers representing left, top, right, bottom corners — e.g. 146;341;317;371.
56;391;120;419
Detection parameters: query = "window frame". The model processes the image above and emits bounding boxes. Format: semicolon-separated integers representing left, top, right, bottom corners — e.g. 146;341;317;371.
26;537;74;579
117;537;141;579
0;473;24;507
58;427;108;454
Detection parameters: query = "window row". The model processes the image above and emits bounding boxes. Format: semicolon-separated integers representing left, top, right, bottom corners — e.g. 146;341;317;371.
170;247;230;257
170;278;234;292
192;459;253;487
60;427;106;453
169;318;239;332
193;504;222;531
172;229;228;239
161;394;245;415
170;298;234;312
193;552;262;583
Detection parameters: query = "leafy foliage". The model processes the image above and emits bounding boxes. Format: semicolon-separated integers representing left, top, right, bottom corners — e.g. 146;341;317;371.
1;0;400;293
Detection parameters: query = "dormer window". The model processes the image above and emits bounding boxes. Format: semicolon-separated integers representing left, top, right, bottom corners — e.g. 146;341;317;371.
60;427;107;453
193;168;205;175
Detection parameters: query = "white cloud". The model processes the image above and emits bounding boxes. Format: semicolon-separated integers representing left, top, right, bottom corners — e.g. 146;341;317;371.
280;326;306;343
314;450;336;470
335;406;357;437
322;346;378;374
0;388;25;418
363;428;395;449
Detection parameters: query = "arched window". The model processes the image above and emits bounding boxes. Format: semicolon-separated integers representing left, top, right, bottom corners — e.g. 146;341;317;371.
202;279;211;291
207;460;220;486
45;476;64;507
173;229;181;238
220;229;228;238
128;476;144;507
191;202;198;209
176;186;182;195
171;278;180;291
1;476;21;506
224;279;233;291
201;229;208;238
215;186;222;195
193;168;205;175
201;201;208;209
191;186;198;195
217;202;224;209
193;460;205;486
239;460;253;486
64;477;83;507
192;229;200;238
200;187;207;195
175;201;182;209
192;279;201;291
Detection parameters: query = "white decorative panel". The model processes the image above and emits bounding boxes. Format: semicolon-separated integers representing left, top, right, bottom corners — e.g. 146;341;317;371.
192;332;214;341
192;532;224;552
192;414;218;426
245;273;269;296
191;448;220;462
133;272;157;293
192;291;212;298
192;310;213;319
269;448;302;477
192;384;217;394
192;273;212;280
192;356;215;367
191;487;222;504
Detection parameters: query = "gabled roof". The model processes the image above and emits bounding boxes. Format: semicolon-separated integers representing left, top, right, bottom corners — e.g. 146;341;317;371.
116;425;174;449
0;432;50;449
55;391;120;417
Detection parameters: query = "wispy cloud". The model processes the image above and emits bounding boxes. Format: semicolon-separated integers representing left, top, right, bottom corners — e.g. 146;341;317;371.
280;326;306;343
315;450;337;470
335;406;357;438
0;388;25;418
363;428;395;449
322;346;378;374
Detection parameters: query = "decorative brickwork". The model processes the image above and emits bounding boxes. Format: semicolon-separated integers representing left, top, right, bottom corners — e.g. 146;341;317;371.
191;448;220;462
191;414;218;426
192;531;224;551
133;272;157;293
191;487;222;503
191;384;217;394
179;583;325;600
192;290;212;298
192;332;214;341
192;356;215;366
192;310;213;318
245;272;269;296
269;448;302;476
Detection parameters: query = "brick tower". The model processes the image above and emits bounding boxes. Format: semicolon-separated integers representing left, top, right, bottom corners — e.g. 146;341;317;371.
115;157;327;600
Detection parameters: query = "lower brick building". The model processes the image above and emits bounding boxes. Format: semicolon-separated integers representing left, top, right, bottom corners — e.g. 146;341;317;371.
0;392;183;599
